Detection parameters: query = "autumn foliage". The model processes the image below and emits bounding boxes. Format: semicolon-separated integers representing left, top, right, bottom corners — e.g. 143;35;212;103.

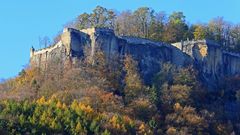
0;49;239;134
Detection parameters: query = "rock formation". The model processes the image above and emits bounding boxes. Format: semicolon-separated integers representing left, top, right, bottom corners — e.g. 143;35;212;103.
30;28;191;84
30;27;240;89
172;40;240;89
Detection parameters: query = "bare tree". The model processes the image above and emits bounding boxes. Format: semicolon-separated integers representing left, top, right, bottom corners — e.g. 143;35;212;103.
38;36;50;48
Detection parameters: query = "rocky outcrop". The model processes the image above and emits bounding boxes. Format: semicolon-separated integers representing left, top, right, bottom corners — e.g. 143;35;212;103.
30;28;91;68
30;27;240;88
30;28;191;84
172;40;240;89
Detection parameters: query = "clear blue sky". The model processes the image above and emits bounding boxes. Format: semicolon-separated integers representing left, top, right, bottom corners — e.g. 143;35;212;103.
0;0;239;79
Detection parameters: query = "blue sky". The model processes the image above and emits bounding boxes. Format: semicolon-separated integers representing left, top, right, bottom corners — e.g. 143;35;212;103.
0;0;239;79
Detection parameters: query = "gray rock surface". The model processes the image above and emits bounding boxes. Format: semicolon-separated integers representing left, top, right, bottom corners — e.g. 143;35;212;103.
30;27;240;88
172;40;240;89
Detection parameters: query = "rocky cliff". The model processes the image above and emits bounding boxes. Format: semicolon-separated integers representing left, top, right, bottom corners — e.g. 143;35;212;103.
30;28;192;84
30;27;240;88
172;40;240;89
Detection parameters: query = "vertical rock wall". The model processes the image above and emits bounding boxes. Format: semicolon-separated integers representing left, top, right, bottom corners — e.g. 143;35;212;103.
30;27;191;84
172;40;240;89
30;27;240;88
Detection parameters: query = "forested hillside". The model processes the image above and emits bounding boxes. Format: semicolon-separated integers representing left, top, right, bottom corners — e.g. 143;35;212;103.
0;6;240;135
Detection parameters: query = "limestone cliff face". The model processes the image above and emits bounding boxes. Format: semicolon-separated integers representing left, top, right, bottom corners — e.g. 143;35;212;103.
30;27;240;88
118;37;191;83
172;40;240;89
30;28;191;84
30;28;93;68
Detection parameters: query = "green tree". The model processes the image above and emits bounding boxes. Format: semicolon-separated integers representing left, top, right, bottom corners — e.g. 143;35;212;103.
194;25;207;40
148;11;166;41
90;6;108;27
207;17;226;44
133;7;154;38
76;13;90;29
106;9;116;29
75;6;116;29
163;12;188;43
230;24;240;51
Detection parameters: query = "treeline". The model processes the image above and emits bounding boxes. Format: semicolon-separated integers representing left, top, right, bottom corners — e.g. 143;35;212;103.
69;6;240;51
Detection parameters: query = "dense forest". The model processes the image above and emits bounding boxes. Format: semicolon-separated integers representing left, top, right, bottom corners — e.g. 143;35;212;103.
1;6;240;135
64;6;240;52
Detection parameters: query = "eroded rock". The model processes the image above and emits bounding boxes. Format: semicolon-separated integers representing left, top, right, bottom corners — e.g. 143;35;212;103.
30;28;240;89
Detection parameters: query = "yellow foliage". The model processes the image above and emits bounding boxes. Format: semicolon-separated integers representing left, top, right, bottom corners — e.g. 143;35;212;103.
109;115;126;131
173;103;182;111
78;103;94;113
75;122;83;133
166;127;177;135
109;115;118;125
47;99;53;105
36;96;46;105
46;94;58;105
40;111;49;126
123;116;133;125
1;95;148;134
15;68;38;87
199;45;207;57
138;123;146;133
194;25;206;40
50;94;58;99
109;115;120;129
56;101;62;108
71;100;79;109
62;103;67;109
